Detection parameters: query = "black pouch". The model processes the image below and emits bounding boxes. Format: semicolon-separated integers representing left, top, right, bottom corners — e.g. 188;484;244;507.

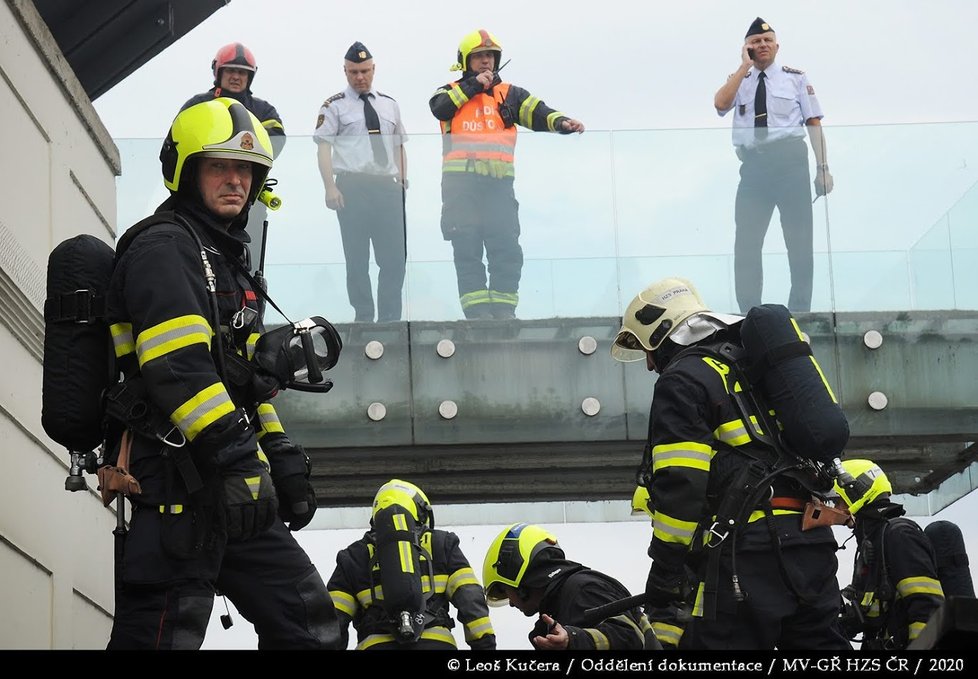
159;451;215;560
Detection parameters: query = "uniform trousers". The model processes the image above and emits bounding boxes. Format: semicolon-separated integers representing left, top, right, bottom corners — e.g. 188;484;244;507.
680;541;850;650
734;137;814;313
335;173;406;322
440;173;522;319
106;441;340;650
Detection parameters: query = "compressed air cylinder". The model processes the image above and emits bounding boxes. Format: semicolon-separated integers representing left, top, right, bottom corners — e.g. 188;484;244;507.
739;304;850;463
924;521;975;598
373;504;425;641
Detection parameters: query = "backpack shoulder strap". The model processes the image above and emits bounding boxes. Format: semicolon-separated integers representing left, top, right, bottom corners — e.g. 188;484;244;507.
114;211;183;261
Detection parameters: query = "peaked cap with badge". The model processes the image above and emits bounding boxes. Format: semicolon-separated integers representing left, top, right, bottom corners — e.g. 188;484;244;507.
745;17;774;38
345;41;373;63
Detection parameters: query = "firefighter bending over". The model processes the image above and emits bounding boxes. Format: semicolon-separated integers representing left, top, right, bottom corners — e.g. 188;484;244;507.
483;523;660;650
327;479;496;649
835;459;945;649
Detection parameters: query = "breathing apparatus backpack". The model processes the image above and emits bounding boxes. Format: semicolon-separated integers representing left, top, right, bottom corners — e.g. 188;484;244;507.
42;213;343;493
924;521;975;599
369;504;435;643
42;235;116;459
42;232;131;490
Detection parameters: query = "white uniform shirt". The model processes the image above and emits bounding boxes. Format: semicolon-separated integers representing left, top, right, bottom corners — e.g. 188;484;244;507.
313;85;408;176
718;62;823;150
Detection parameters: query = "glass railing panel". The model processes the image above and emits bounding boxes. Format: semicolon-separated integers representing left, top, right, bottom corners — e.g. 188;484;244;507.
908;214;955;310
115;124;978;320
262;263;347;323
823;122;978;313
826;251;913;311
110;125;978;506
948;185;978;310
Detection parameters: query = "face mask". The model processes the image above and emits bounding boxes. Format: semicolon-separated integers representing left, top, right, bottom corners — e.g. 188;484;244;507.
253;316;343;393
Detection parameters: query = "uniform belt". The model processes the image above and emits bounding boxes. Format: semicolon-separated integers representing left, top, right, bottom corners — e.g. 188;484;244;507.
736;137;805;161
768;496;807;511
335;172;396;182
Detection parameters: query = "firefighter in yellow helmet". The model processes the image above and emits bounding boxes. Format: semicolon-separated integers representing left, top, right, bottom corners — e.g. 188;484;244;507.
611;277;850;650
327;479;496;650
833;460;945;649
105;98;339;649
430;29;585;320
483;523;660;650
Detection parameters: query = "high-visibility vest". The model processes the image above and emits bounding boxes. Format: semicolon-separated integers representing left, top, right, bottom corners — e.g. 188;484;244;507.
440;83;516;176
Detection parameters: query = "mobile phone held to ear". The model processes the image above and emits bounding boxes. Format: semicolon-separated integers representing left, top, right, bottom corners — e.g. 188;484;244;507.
747;47;757;61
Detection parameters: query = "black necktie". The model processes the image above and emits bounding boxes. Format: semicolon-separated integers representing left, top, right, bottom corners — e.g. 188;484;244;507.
360;93;388;167
754;71;768;140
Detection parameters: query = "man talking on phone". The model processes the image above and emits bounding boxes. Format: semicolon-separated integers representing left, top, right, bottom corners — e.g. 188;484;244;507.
714;17;833;314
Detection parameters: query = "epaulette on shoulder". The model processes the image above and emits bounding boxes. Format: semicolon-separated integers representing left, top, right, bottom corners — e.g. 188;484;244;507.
377;91;396;101
322;92;345;108
782;66;805;75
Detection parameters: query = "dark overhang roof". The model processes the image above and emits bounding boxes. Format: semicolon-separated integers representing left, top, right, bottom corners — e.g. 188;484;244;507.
34;0;228;100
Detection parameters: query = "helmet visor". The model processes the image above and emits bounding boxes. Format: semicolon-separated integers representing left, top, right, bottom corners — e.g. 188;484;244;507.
484;581;509;607
611;330;647;363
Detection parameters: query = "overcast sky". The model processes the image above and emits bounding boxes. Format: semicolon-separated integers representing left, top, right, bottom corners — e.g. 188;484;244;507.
92;0;978;650
96;0;978;137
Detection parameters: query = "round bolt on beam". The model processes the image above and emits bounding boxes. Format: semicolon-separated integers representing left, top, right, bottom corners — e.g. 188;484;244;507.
578;336;597;355
867;391;888;411
367;402;387;421
436;339;456;358
581;397;601;416
364;340;384;360
863;330;883;350
439;400;458;419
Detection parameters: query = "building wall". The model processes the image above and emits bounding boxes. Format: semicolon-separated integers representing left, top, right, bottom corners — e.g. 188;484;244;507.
0;0;120;649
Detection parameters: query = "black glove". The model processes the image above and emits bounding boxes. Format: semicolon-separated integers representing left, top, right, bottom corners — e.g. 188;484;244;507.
223;467;278;541
264;438;317;531
528;616;556;645
645;563;687;609
275;472;317;531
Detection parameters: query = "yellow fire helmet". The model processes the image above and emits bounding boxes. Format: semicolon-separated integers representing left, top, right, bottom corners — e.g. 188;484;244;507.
371;478;434;531
832;459;892;515
159;97;273;205
451;28;502;72
482;523;560;607
631;486;653;519
611;277;743;362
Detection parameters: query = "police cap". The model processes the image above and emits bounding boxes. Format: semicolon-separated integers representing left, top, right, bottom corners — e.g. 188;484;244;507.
345;41;373;63
745;17;774;38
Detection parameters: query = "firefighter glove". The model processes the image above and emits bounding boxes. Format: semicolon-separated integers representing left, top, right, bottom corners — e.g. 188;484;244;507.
223;468;278;541
263;438;317;531
274;473;317;531
645;562;687;609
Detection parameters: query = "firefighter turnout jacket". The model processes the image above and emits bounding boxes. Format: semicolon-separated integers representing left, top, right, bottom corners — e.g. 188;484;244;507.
327;528;497;650
647;353;846;648
845;505;945;649
106;196;290;512
430;78;573;178
646;348;838;611
538;562;658;650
